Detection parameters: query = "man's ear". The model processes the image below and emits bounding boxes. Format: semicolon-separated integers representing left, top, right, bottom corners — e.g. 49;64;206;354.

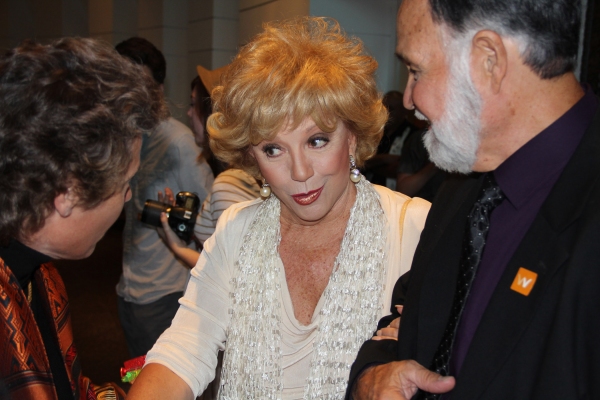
54;189;77;218
470;30;507;94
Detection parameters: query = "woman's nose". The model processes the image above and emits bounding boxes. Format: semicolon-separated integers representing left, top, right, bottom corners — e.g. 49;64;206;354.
290;152;313;182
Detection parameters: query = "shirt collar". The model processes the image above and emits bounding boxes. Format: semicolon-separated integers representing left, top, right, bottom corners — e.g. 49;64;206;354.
0;239;52;288
494;85;598;209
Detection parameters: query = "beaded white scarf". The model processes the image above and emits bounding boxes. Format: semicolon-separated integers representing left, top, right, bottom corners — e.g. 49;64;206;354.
219;177;387;400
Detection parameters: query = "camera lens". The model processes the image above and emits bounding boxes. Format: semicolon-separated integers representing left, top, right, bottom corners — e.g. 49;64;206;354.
140;200;170;227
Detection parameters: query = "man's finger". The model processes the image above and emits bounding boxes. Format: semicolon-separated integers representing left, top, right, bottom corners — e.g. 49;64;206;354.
404;361;455;395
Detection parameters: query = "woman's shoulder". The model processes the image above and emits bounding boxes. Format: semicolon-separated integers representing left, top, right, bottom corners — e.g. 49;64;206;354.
369;183;431;224
216;197;263;226
370;183;430;210
203;198;264;257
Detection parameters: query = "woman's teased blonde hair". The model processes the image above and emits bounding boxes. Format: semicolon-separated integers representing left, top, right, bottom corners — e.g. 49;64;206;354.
207;16;387;178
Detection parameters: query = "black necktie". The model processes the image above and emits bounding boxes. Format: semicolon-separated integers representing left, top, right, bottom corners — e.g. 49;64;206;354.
421;173;504;399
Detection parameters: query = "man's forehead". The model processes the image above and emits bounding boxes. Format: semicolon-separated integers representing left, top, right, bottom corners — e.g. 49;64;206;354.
396;0;438;63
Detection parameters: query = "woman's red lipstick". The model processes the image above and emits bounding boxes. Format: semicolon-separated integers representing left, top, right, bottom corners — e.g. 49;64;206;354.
292;186;323;205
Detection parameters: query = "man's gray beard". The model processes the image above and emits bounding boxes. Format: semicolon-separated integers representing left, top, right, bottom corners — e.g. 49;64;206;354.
422;39;482;174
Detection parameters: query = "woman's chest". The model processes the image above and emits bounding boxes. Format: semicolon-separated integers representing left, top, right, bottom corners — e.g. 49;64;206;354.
279;235;342;325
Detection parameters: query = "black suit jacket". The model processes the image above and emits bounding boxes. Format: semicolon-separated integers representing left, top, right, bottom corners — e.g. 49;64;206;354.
348;103;600;399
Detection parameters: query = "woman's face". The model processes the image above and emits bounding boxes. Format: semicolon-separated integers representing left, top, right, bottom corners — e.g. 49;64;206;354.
188;89;205;147
250;117;357;225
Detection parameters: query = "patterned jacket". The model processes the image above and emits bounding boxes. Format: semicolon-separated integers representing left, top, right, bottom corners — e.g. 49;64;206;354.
0;257;125;399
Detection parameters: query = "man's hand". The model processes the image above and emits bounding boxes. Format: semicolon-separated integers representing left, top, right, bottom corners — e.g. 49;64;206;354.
353;360;455;399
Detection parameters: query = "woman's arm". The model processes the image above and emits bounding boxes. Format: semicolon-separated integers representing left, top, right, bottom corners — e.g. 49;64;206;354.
141;202;253;397
127;363;193;400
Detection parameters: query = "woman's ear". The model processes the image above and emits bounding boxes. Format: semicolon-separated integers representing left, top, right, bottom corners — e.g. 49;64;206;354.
348;133;358;156
248;146;257;160
54;188;77;218
470;30;508;95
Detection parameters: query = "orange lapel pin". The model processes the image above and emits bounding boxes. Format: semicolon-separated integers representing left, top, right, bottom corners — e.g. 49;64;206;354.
510;267;538;296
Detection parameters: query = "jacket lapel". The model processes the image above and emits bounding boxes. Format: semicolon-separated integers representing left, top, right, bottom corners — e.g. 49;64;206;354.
37;264;82;399
0;258;56;399
453;103;600;398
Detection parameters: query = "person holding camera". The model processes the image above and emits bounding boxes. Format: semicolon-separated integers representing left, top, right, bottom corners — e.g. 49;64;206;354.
115;37;214;359
0;37;168;400
154;65;262;272
127;17;430;399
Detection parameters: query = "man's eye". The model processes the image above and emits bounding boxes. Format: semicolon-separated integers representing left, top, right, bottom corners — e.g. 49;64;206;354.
310;137;329;148
262;144;282;157
409;69;419;81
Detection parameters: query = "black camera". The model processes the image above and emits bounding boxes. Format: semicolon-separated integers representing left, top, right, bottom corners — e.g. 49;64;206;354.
140;191;200;243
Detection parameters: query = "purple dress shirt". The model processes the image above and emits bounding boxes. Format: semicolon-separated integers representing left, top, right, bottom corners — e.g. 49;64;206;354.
448;86;599;377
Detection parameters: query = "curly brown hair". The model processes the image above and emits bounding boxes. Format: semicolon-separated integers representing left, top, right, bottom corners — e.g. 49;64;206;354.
0;37;169;244
207;17;388;178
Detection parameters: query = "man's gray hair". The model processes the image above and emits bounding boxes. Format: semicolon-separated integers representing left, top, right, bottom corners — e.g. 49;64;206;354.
428;0;581;79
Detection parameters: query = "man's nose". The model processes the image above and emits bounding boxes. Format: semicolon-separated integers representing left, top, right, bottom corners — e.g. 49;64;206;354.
403;85;415;110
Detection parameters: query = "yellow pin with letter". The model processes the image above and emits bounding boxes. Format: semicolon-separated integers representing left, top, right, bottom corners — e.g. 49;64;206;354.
510;267;538;296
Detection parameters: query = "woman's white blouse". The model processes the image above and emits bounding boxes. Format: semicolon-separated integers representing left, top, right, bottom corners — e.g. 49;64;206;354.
145;184;430;398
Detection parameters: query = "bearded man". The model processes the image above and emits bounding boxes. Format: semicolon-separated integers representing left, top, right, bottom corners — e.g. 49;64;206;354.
348;0;600;399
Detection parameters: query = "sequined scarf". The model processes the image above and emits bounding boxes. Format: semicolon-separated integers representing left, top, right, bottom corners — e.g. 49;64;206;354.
219;178;387;399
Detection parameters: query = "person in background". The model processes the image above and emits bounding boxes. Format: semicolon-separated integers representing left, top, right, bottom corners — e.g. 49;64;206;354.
115;37;214;359
159;65;261;268
0;37;168;400
190;65;228;177
348;0;600;398
127;17;430;399
395;126;446;202
363;91;414;188
197;65;262;232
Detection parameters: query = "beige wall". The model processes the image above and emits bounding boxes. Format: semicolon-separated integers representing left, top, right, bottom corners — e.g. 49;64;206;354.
0;0;403;123
235;0;403;91
239;0;309;44
311;0;406;93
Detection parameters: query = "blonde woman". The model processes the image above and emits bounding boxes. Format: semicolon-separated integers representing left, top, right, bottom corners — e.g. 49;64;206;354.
129;17;430;400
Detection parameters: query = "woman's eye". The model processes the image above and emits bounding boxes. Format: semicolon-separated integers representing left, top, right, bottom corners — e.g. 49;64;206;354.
310;137;329;148
262;144;282;157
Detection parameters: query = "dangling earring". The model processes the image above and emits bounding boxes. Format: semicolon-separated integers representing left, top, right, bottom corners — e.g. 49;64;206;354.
349;155;361;183
260;179;272;198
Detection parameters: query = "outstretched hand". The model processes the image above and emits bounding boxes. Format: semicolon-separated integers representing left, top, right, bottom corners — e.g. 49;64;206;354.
353;360;455;400
374;305;403;341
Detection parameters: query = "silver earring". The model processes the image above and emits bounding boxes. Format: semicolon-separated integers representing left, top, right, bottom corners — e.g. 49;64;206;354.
349;155;361;183
260;180;271;198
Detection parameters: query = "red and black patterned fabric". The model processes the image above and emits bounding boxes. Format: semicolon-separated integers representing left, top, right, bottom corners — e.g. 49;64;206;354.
0;257;125;400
